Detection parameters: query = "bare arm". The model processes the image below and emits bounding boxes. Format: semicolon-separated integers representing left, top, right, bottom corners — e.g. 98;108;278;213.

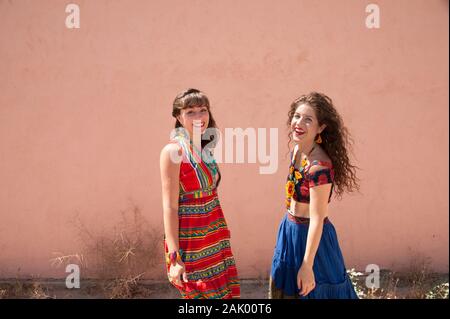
160;143;182;256
303;182;331;267
297;166;332;296
160;143;188;285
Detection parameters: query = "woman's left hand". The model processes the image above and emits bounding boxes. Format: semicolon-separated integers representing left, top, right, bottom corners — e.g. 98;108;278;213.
297;263;316;297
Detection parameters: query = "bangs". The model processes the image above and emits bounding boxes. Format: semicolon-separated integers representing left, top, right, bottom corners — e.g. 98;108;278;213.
180;93;210;110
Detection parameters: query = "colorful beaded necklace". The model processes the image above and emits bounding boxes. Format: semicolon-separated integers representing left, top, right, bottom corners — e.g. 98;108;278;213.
175;131;219;178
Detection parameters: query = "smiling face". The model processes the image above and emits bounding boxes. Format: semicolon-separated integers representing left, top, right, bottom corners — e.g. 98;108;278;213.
176;105;210;137
291;103;326;146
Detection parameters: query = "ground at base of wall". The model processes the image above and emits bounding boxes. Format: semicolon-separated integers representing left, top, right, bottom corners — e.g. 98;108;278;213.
0;272;448;299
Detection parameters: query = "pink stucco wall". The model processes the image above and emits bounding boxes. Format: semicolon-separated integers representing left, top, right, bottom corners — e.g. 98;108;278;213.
0;0;448;279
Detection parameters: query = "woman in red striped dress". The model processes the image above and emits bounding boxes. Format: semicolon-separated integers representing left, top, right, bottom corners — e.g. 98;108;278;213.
160;88;240;299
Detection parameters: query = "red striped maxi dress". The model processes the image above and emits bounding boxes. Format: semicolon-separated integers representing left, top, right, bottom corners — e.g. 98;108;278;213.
164;134;240;299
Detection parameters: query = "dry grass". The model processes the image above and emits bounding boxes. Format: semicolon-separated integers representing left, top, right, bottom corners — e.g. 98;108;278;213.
50;253;87;270
348;253;449;299
426;282;449;299
102;273;156;299
400;252;433;299
50;203;164;298
0;271;55;299
350;269;401;299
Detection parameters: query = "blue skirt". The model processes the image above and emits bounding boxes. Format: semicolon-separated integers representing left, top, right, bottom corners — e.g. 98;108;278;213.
269;212;358;299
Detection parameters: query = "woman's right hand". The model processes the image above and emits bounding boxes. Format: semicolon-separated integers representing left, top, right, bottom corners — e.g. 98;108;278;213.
169;261;188;287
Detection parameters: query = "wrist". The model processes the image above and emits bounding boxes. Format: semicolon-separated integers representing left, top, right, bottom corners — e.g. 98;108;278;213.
166;249;183;266
302;259;314;268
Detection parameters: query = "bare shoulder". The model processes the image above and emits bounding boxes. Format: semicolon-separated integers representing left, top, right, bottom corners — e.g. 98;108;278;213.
161;142;181;155
160;142;183;166
309;146;333;173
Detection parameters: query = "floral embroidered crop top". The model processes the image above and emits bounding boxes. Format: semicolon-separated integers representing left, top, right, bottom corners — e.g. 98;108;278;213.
285;151;335;208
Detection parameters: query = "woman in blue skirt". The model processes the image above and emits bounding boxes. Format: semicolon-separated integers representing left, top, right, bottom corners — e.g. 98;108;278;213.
269;92;360;299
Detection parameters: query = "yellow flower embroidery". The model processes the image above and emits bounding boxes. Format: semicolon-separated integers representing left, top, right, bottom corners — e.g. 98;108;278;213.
285;180;295;197
289;166;294;174
295;171;302;180
301;159;308;167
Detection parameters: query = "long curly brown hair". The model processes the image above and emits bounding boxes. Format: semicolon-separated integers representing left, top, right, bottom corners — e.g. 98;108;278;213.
287;92;360;198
